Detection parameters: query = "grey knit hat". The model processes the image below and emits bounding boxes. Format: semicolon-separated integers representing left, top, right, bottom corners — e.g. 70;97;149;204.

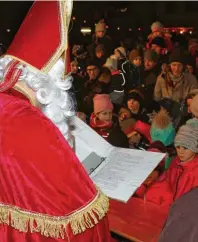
174;119;198;153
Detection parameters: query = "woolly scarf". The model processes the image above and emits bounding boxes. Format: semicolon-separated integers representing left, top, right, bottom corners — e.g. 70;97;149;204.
90;113;112;129
167;72;184;87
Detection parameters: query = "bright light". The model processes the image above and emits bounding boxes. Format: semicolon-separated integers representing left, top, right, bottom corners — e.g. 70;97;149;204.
72;16;76;21
80;27;91;35
129;28;132;32
138;27;142;31
6;29;10;32
117;27;120;30
84;20;86;23
106;25;109;29
180;30;184;34
190;31;192;34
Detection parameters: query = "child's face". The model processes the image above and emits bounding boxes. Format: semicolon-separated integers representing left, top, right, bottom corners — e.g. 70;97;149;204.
133;57;142;67
97;109;113;122
96;50;104;59
71;63;78;74
190;102;198;119
96;30;105;38
144;59;156;70
187;98;193;113
128;131;141;145
151;44;162;55
127;99;140;114
186;65;193;74
114;50;121;59
176;146;196;163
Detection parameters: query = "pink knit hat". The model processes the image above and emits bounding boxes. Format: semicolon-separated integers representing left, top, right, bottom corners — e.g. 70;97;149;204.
93;94;113;114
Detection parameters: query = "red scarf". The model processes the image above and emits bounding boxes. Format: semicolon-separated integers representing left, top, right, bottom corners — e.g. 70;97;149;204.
90;113;112;129
90;113;113;139
111;70;120;76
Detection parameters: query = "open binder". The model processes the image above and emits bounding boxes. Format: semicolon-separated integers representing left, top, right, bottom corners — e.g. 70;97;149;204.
72;117;165;203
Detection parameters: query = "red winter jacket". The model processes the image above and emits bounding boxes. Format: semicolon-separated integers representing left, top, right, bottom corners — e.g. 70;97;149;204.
144;155;198;207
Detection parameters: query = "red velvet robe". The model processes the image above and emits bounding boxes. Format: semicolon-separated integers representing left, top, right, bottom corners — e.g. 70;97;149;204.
0;92;113;242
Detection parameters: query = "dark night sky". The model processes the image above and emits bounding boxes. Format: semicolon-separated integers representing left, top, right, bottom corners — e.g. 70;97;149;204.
1;1;198;50
0;1;33;48
0;1;123;48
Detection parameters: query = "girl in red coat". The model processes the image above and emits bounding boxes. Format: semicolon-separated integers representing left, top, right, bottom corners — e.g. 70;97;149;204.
90;94;129;148
144;119;198;208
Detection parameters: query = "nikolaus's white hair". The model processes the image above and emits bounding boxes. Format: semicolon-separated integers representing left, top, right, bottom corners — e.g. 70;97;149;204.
0;56;76;146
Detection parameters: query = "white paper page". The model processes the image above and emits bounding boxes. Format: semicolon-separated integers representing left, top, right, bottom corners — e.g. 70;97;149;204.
74;136;93;162
72;116;112;161
90;148;165;202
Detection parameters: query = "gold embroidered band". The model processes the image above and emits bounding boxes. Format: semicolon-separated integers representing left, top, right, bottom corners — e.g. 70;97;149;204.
0;189;109;239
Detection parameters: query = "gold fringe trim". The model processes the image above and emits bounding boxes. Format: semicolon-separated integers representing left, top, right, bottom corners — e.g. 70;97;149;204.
0;189;109;239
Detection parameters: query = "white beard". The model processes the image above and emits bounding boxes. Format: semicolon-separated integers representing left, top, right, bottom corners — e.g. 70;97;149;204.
0;56;76;147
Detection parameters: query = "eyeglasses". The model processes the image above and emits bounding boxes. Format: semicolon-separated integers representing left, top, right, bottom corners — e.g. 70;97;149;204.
86;67;98;72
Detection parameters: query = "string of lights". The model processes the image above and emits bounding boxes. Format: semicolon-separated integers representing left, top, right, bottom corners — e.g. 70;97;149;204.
72;17;194;36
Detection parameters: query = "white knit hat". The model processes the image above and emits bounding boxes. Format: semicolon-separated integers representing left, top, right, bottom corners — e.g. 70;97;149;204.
115;47;126;58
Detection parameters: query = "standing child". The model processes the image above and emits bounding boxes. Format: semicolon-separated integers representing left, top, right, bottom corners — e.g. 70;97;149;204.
114;46;127;70
122;49;144;91
104;57;126;111
90;94;129;148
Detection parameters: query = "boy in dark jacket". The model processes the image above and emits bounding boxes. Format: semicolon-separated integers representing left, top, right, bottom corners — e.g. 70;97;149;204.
122;49;144;92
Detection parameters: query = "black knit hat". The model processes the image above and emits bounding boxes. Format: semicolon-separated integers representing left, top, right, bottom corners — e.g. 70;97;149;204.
127;91;144;109
169;48;185;65
150;37;166;48
159;98;174;113
159;98;181;120
86;59;100;69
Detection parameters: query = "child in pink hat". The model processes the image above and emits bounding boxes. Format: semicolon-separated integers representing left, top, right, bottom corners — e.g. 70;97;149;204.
90;94;129;148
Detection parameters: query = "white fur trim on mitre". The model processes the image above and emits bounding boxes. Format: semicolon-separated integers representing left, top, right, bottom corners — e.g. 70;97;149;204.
0;56;76;144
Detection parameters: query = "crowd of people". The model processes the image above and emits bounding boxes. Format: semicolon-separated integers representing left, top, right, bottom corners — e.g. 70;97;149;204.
71;20;198;144
70;19;198;240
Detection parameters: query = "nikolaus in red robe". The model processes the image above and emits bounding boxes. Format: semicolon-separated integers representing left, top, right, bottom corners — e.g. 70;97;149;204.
0;1;115;241
0;92;111;242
